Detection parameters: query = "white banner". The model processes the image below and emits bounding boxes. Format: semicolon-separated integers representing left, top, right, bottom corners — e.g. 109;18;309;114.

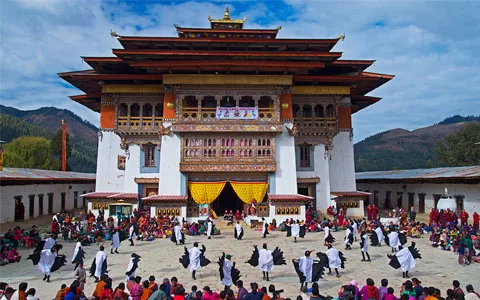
215;107;258;120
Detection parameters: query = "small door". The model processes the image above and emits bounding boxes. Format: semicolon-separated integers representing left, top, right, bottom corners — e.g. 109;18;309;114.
38;195;44;215
418;194;425;214
29;195;35;217
396;192;403;208
455;196;464;215
48;194;54;214
433;194;441;209
373;191;379;206
408;193;415;210
61;193;66;211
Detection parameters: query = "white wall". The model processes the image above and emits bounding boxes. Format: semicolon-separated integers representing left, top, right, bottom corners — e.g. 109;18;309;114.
297;143;331;210
159;123;182;195
96;131;125;192
273;124;298;194
269;204;306;223
1;183;95;224
357;182;480;216
123;144;141;193
329;131;356;192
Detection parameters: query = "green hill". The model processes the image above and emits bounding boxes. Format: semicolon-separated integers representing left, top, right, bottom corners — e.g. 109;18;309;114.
354;115;480;172
0;106;98;173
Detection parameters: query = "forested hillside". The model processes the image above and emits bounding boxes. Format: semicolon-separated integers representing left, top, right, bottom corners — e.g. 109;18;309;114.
354;115;480;172
0;106;98;173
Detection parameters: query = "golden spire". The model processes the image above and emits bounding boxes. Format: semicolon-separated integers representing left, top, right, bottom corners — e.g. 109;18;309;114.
223;6;230;20
208;6;247;24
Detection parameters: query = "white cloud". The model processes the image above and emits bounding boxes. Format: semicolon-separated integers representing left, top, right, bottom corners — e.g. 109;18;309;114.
1;0;479;144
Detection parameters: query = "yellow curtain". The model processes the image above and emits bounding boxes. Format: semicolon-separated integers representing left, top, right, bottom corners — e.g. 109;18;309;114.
188;182;226;204
230;182;268;204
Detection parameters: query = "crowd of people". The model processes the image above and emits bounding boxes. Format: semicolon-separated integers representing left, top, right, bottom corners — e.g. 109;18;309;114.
1;204;480;300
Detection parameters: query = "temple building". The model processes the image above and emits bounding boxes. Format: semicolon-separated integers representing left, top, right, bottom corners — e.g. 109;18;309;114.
59;8;393;221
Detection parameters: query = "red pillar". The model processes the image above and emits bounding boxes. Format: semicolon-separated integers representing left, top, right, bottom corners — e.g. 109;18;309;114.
62;120;67;172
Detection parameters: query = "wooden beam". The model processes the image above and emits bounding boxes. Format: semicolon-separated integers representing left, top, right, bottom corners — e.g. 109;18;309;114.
130;60;325;68
113;49;342;58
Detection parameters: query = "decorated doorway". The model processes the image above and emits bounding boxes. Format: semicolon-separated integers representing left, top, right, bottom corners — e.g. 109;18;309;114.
188;173;268;217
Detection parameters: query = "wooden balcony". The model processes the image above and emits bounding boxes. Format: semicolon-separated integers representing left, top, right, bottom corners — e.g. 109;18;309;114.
293;117;337;134
117;116;164;133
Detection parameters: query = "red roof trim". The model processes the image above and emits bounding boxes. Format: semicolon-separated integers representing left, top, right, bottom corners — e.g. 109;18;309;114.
109;193;138;200
70;74;162;80
82;57;123;62
130;60;325;68
331;191;371;198
142;195;188;201
70;93;102;100
294;75;381;82
268;194;313;201
113;49;342;58
118;36;339;44
81;192;118;198
176;28;279;34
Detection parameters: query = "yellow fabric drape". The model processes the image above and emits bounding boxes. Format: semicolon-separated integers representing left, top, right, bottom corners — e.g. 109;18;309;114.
230;182;268;204
210;208;218;219
188;182;226;204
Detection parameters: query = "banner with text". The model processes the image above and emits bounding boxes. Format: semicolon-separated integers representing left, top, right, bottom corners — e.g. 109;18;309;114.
216;107;258;120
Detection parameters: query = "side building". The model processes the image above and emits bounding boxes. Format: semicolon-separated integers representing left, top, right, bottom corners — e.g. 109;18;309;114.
0;168;95;224
356;165;480;215
59;8;392;221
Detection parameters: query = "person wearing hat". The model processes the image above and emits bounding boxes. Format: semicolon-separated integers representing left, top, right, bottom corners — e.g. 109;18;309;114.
91;245;108;283
111;228;120;254
360;231;371;262
125;253;141;284
221;254;233;290
298;251;313;291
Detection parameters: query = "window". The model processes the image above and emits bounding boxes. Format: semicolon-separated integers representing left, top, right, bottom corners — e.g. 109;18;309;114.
296;144;313;170
61;192;66;211
38;194;44;216
144;144;156;167
73;191;78;209
109;205;132;216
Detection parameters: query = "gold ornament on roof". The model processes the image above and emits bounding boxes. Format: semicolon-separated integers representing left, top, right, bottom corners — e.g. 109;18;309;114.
208;6;247;24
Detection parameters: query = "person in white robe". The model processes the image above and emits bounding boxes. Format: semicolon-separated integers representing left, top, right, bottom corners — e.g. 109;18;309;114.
94;246;107;282
352;221;358;241
206;219;213;239
125;253;141;283
375;226;385;246
129;224;137;246
174;223;184;245
221;254;233;288
71;241;84;270
396;246;416;278
189;242;201;279
326;245;342;277
344;227;353;250
388;231;401;252
38;248;56;282
298;251;313;290
261;218;269;238
111;229;120;254
323;225;330;245
258;243;274;281
43;236;56;250
235;222;243;240
360;231;371;262
291;222;300;243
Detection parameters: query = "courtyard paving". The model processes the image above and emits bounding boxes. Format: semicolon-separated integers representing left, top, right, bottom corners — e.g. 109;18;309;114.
0;223;478;299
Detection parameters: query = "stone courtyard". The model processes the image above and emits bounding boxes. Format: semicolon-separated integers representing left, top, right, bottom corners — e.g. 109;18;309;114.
1;222;478;299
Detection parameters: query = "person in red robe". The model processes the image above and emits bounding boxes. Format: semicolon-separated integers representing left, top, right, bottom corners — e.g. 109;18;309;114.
460;210;469;226
337;209;344;227
471;212;479;231
51;220;60;235
371;205;378;220
367;205;372;221
235;210;242;221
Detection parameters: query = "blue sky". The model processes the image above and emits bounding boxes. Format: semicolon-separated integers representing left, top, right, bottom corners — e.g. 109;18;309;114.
1;0;479;142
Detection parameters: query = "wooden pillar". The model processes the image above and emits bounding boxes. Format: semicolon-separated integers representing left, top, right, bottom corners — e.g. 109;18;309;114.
338;105;352;129
163;92;176;119
279;93;292;120
61;120;66;172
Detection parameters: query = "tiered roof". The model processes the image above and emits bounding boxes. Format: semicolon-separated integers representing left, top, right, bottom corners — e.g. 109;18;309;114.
59;7;393;113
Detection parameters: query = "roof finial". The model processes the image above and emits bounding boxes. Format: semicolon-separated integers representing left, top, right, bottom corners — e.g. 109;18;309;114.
224;6;230;20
